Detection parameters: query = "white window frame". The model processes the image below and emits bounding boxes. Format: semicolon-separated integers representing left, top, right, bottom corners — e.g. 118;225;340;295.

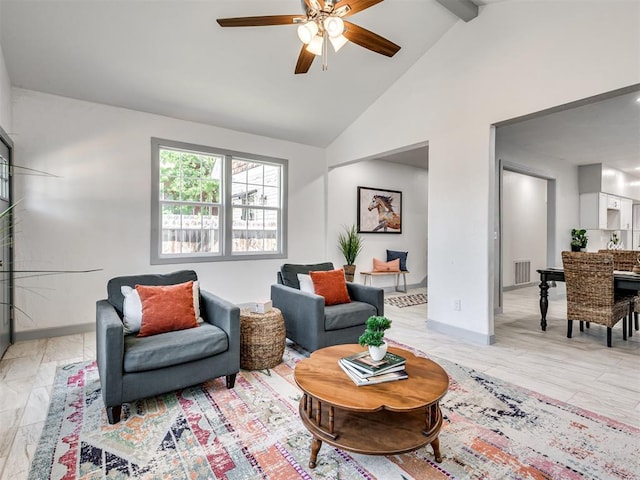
151;138;288;264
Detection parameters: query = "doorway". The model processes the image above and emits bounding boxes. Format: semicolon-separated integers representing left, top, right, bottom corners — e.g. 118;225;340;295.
495;161;556;313
0;125;13;359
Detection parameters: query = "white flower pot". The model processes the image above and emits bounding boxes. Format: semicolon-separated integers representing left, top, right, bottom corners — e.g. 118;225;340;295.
368;342;388;361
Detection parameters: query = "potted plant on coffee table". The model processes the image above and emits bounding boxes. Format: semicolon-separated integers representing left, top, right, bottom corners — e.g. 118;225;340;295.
570;228;588;252
358;315;392;361
338;224;363;282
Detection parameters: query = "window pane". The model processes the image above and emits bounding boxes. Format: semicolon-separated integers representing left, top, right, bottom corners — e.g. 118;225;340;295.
232;183;259;206
232;207;278;253
160;148;221;204
161;203;220;254
264;164;280;187
181;176;202;202
262;186;279;207
160;175;180;201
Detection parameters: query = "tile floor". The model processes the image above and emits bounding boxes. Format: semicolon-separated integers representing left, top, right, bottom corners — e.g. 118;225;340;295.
0;285;638;479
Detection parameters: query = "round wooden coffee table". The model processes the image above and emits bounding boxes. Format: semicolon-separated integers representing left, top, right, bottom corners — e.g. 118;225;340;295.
294;344;449;468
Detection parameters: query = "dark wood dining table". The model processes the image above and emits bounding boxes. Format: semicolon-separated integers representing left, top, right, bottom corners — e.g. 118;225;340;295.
536;267;640;331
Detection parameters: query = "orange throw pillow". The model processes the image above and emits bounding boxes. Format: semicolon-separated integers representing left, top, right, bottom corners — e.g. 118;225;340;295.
136;281;199;337
373;258;400;272
309;269;351;306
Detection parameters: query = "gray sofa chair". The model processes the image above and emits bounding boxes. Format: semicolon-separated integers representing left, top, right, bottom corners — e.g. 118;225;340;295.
270;262;384;352
96;270;240;424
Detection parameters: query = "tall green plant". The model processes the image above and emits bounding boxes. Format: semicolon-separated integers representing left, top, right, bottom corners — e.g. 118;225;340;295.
338;224;363;265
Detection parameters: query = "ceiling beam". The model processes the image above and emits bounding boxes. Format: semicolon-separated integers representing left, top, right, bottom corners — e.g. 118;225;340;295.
434;0;478;22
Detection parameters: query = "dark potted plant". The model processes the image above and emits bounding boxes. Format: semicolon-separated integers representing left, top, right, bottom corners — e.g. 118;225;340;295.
570;228;588;252
358;315;392;361
338;224;363;282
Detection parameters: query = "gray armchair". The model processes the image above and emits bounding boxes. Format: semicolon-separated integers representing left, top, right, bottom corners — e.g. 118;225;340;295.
270;263;384;352
96;270;240;424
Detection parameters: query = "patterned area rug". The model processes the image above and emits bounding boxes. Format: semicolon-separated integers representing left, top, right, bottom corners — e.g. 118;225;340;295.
30;342;639;479
384;293;427;308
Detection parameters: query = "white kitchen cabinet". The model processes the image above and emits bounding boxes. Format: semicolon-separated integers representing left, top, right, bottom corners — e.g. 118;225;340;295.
579;193;627;230
620;198;633;230
607;195;621;209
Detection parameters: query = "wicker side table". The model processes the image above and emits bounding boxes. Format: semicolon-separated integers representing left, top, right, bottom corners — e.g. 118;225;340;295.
239;307;286;370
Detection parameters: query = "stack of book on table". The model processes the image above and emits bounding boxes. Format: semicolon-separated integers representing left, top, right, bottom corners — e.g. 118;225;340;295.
338;350;408;386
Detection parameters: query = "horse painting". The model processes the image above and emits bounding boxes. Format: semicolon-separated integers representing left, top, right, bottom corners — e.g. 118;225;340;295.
368;194;401;232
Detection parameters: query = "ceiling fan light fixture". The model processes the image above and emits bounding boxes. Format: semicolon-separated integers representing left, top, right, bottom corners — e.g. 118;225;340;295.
297;21;319;44
306;34;324;56
324;16;344;37
329;34;348;52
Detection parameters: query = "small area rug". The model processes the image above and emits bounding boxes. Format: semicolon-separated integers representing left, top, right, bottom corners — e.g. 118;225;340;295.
384;293;427;308
30;342;639;479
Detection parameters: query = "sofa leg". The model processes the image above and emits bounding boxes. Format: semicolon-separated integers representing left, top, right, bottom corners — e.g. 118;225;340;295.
107;405;121;424
579;320;584;332
226;373;237;389
623;318;627;341
567;320;573;338
607;328;612;348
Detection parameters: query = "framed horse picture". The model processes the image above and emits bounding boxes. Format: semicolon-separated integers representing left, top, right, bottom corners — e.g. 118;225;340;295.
357;186;402;234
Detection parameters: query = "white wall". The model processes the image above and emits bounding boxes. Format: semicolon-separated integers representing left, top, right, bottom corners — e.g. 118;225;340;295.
327;159;428;288
11;88;326;334
0;3;12;133
326;1;640;343
502;171;546;287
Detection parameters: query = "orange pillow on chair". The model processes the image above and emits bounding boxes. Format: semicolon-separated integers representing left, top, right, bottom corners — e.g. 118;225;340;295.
309;269;351;306
373;258;400;272
136;281;199;337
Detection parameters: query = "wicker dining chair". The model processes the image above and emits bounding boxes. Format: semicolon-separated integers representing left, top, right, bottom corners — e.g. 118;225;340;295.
598;249;640;336
562;251;629;347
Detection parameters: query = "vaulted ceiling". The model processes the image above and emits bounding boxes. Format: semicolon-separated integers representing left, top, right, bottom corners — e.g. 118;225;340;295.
1;0;637;172
0;0;475;147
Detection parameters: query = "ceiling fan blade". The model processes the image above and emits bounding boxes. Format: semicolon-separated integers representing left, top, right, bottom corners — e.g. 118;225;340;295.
343;20;400;57
333;0;383;17
295;46;315;74
217;15;305;27
304;0;325;11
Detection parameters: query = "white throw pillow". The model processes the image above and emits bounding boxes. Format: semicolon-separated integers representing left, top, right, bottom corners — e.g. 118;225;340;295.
121;281;202;334
297;273;315;294
193;281;204;323
121;285;143;334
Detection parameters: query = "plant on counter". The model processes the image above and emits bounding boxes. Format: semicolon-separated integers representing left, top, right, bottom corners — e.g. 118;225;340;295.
570;228;588;252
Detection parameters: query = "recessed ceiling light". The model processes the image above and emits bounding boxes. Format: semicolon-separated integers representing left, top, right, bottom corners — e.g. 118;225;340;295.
636;96;640;103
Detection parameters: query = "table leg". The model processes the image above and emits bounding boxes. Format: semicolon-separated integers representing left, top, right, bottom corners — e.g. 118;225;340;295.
329;406;334;435
539;278;549;331
309;437;322;468
431;437;442;463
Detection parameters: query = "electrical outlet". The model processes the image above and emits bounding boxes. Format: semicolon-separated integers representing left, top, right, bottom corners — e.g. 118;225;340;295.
453;299;461;311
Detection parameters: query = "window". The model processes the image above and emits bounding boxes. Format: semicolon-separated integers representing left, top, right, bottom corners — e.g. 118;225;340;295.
151;138;287;264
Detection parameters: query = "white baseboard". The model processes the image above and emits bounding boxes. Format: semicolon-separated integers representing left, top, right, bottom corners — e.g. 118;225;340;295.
14;323;95;342
427;318;495;345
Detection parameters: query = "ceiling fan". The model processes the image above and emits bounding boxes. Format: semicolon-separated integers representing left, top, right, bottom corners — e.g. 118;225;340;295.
217;0;401;74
